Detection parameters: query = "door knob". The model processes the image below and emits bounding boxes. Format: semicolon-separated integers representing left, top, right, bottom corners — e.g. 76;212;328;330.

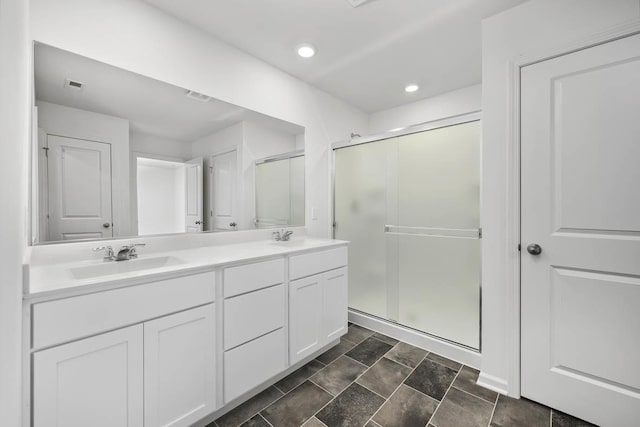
527;243;542;255
195;220;202;225
102;222;111;228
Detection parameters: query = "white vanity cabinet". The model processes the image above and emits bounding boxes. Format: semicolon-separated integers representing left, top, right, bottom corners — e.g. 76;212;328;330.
33;324;145;427
30;271;217;427
26;241;349;427
289;247;348;364
144;304;216;427
222;258;287;403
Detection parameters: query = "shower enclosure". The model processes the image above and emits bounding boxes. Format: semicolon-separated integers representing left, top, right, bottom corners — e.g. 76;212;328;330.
333;115;481;349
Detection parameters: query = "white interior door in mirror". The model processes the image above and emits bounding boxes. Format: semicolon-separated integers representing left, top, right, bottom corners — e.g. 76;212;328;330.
47;135;113;241
210;150;238;231
185;157;203;233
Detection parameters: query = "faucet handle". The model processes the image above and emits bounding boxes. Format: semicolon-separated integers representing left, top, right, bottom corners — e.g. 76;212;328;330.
124;243;146;258
93;246;115;260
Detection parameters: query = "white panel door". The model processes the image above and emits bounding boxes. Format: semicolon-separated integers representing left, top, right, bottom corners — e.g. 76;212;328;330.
322;267;348;343
210;150;238;230
47;135;113;241
185;157;203;232
144;304;216;427
289;273;323;364
33;325;143;427
521;34;640;427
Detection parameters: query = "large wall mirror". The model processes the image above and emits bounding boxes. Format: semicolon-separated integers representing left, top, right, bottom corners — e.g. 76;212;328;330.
32;43;305;244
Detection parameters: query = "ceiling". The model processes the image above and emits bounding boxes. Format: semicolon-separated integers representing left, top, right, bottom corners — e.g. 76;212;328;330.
34;44;303;143
144;0;527;113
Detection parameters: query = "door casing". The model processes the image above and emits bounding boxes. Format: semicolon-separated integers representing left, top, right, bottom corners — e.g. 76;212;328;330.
501;26;640;398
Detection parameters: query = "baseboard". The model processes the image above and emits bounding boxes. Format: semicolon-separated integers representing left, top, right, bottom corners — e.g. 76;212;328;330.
348;309;482;369
476;371;509;396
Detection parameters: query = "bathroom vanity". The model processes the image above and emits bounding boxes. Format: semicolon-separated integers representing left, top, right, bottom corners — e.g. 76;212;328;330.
23;237;348;427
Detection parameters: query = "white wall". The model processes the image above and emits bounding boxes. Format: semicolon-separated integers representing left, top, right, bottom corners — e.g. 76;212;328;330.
368;84;481;134
0;1;29;425
36;100;132;237
129;131;189;235
480;0;640;396
130;131;190;160
137;161;185;235
30;0;369;238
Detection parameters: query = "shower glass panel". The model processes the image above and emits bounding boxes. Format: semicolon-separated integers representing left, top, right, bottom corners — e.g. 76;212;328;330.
334;119;481;349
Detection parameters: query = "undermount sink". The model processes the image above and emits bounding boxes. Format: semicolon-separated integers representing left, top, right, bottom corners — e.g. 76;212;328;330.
70;256;187;280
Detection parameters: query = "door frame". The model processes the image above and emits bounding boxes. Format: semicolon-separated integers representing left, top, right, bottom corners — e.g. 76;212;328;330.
500;24;640;398
329;111;483;367
209;148;239;231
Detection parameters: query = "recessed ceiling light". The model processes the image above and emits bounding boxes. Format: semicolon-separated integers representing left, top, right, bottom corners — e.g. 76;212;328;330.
405;84;419;93
297;44;316;58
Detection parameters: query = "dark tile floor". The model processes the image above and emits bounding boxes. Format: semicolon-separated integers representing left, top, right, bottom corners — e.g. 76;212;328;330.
210;324;597;427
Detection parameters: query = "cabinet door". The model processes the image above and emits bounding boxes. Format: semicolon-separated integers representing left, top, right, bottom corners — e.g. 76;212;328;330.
33;325;144;427
144;304;216;427
323;267;348;343
289;273;323;364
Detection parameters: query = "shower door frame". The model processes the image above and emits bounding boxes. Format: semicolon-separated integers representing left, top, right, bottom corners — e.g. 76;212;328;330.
330;111;483;367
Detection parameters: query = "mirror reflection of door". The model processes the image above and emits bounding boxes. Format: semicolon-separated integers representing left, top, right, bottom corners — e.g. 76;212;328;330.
46;135;113;241
210;150;238;231
185;157;203;233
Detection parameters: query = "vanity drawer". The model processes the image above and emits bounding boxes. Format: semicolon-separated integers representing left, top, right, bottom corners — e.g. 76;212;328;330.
224;327;286;403
224;284;285;350
223;258;285;298
32;271;215;350
289;246;348;280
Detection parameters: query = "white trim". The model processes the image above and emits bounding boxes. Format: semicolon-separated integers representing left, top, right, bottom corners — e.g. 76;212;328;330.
348;309;481;369
331;111;481;150
477;372;509;396
500;21;640;398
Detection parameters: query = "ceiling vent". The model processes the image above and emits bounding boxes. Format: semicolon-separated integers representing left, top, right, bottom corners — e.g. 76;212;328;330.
185;90;212;102
64;78;84;91
346;0;376;7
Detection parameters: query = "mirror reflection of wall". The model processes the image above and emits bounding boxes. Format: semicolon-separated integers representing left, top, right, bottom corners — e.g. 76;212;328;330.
255;153;305;228
32;43;305;244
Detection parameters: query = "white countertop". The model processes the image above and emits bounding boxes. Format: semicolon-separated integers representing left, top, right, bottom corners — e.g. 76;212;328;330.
25;237;347;301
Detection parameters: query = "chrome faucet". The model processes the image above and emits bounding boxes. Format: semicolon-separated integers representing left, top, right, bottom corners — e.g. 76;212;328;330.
93;243;146;261
93;245;116;261
272;229;293;241
115;243;146;261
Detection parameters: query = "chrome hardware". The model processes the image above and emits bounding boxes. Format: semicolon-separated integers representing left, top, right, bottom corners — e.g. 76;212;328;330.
102;222;111;228
272;229;293;241
93;246;115;261
384;225;481;240
115;243;146;261
527;243;542;256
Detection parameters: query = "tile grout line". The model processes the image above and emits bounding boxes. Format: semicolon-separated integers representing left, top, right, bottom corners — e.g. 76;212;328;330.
450;384;499;406
425;361;464;427
362;351;433;426
309;345;404;425
486;393;500;427
230;388;286;427
258;413;275;427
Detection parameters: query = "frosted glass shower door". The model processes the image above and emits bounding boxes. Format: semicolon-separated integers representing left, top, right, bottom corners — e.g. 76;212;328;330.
334;119;481;349
334;139;395;319
393;121;481;349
